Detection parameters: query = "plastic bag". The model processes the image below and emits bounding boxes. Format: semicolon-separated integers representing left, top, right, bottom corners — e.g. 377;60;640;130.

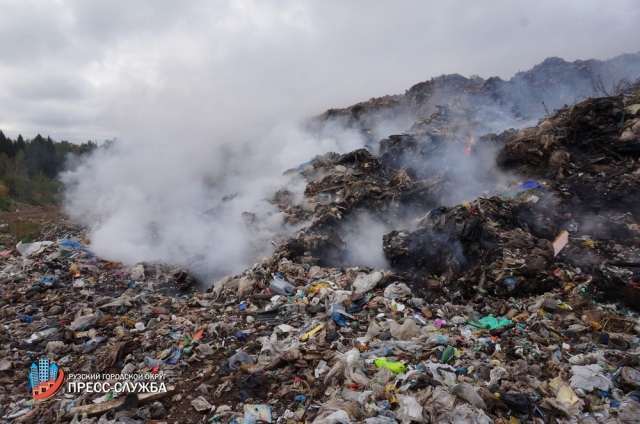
229;351;254;371
340;389;373;404
426;334;449;346
466;316;512;330
426;363;458;387
396;394;424;424
69;314;100;331
364;417;397;424
59;239;84;249
556;383;580;407
243;404;271;424
237;276;253;297
312;410;350;424
619;400;640;422
257;336;279;356
308;266;325;279
438;404;492;424
390;319;419;340
16;241;53;257
324;358;346;385
312;399;360;424
315;360;328;378
425;386;456;418
570;365;612;391
344;348;370;387
211;275;233;299
357;321;381;344
383;282;411;299
353;272;383;293
324;348;369;387
330;304;349;327
452;383;487;410
191;396;212;412
488;367;508;387
621;366;640;388
370;367;393;398
130;264;145;281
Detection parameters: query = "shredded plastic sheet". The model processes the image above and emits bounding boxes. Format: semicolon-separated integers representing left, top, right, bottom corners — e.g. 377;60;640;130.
243;404;272;424
16;241;54;257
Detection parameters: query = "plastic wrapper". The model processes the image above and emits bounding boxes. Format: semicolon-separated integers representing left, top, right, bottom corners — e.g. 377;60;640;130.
340;389;373;404
229;351;254;370
383;282;411;299
243;404;272;424
390;319;419;340
353;272;383;293
370;367;393;399
570;364;613;391
237;276;253;297
396;394;424;423
451;383;487;410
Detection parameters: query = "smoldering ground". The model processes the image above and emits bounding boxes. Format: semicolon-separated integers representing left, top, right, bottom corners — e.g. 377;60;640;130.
59;121;370;280
59;52;640;283
55;96;580;282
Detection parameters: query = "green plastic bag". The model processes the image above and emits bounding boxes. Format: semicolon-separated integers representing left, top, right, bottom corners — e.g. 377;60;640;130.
467;316;512;330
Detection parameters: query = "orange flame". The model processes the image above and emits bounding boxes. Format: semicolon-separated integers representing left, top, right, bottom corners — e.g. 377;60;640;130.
464;136;475;156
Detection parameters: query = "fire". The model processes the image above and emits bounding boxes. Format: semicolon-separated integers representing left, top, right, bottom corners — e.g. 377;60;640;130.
464;136;475;156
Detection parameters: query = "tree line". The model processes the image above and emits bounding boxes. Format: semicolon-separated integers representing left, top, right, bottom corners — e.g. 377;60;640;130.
0;130;100;206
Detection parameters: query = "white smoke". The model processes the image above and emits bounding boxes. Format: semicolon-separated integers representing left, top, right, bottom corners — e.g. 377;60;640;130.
60;120;367;277
60;84;538;279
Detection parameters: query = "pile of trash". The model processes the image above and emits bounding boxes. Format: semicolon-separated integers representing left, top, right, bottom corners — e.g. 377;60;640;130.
2;221;640;423
3;83;640;423
315;53;640;139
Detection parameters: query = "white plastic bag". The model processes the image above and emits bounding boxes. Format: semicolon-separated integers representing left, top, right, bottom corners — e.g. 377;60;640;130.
396;394;424;423
353;272;382;293
570;365;612;391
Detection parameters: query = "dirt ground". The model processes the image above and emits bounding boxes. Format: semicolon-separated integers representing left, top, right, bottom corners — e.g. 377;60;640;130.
0;203;62;246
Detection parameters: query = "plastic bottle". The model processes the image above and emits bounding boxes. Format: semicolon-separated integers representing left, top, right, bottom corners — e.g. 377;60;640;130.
268;278;295;296
360;347;392;359
374;358;406;374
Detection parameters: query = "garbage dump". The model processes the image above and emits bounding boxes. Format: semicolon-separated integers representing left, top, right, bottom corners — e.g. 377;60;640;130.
3;65;640;423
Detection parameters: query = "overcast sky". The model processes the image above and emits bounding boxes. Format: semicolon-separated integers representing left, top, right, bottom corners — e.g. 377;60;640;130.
0;0;639;143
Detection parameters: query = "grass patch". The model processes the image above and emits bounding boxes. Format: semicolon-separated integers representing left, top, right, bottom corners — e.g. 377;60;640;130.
0;196;11;211
7;220;41;243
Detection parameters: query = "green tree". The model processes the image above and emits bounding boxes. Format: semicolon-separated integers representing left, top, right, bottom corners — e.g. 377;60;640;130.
0;131;13;157
78;140;98;155
25;134;57;178
14;134;26;155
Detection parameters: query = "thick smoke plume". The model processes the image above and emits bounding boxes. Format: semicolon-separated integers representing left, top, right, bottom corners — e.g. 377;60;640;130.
60;103;525;279
60;122;367;278
60;54;640;279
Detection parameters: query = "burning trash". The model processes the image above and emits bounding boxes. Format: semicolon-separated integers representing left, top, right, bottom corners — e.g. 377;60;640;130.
464;136;475;156
3;54;640;423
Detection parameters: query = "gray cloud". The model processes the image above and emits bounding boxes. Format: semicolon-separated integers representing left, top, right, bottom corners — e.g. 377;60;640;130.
19;0;634;278
0;0;638;142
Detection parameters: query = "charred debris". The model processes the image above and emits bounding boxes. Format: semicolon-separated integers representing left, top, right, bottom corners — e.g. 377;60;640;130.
271;88;640;310
3;54;640;423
